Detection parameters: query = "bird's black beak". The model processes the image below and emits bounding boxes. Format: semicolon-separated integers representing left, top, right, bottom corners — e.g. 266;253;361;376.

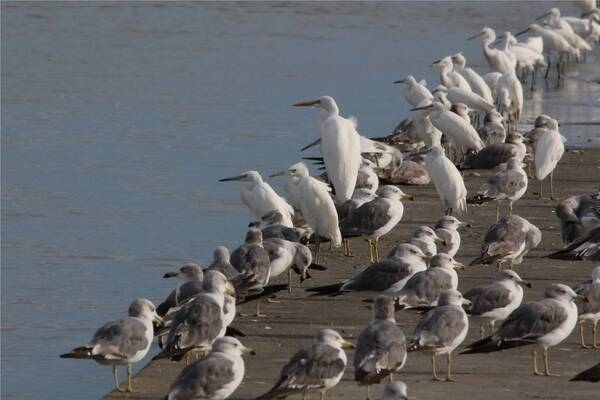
219;174;247;182
163;271;179;278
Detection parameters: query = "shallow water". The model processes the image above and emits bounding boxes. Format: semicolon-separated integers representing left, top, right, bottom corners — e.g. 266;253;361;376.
2;2;599;399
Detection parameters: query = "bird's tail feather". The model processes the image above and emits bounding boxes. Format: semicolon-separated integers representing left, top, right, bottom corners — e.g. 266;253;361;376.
460;337;533;354
253;386;298;400
306;282;344;296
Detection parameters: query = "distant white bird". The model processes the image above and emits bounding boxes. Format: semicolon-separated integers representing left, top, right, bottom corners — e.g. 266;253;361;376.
451;53;494;103
294;96;362;203
431;56;471;91
496;32;546;89
219;171;294;227
495;71;523;124
468;27;516;74
394;75;433;107
412;102;484;155
421;145;467;216
534;118;565;199
272;162;341;262
433;85;495;114
483;72;503;98
539;8;593;54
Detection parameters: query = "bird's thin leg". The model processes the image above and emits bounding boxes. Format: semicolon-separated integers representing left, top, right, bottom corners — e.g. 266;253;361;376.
539;179;543;199
366;385;371;400
490;320;496;332
367;240;374;263
126;364;134;392
532;350;542;376
508;201;513;215
374;239;380;263
543;348;560;377
446;352;455;382
550;170;555;200
389;372;394;382
185;353;191;365
255;300;267;318
432;354;443;381
580;321;591;348
496;202;500;221
508;260;514;270
496;261;502;271
319;390;326;400
113;366;124;392
314;236;321;264
593;322;599;349
288;268;292;293
480;324;486;339
544;56;551;80
303;387;308;400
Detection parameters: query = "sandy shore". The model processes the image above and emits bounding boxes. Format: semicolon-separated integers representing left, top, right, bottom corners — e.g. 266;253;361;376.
104;146;600;400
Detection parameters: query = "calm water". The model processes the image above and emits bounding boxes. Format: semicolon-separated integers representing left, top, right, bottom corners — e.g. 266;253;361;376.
2;2;599;399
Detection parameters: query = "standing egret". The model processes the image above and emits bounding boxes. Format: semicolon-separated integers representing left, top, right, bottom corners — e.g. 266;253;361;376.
393;75;433;107
271;162;341;262
294;96;362;203
515;24;574;80
539;8;593;56
219;171;294;227
421;145;467;216
451;53;494;103
496;71;523;125
431;56;471;91
411;102;484;156
468;27;517;74
534;118;565;199
432;85;495;114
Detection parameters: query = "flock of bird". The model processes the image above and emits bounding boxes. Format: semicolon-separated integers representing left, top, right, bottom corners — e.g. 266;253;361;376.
60;4;600;400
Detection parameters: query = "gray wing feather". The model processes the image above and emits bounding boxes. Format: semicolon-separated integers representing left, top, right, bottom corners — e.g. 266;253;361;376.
340;199;391;237
410;306;466;349
354;320;406;372
344;259;412;292
398;269;452;306
464;284;512;315
278;344;345;389
165;295;222;351
168;354;235;398
494;299;568;342
483;217;526;257
91;318;149;359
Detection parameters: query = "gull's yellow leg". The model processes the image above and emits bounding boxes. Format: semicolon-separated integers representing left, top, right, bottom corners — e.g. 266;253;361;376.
543;348;560;376
256;301;267;318
446;352;456;382
496;202;500;221
320;390;326;400
480;324;486;339
367;240;374;263
593;323;599;349
113;366;124;392
366;385;371;400
432;354;443;381
126;364;134;392
532;350;542;376
508;201;513;215
374;239;380;263
389;372;394;382
580;321;591;349
288;268;293;293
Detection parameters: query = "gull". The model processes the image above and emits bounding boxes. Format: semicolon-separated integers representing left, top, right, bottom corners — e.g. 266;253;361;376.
461;284;581;377
340;185;413;262
157;263;205;317
380;381;410;400
477;110;506;146
574;266;600;348
419;145;468;216
451;52;494;104
393;75;433;108
271;162;341;262
405;226;443;258
468;157;528;220
431;56;471;91
434;216;463;258
468;27;516;74
407;289;470;381
263;238;315;291
155;271;234;362
207;246;240;280
60;299;162;392
458;131;527;171
464;270;531;338
354;295;407;400
534;118;565;199
555;189;600;244
470;214;542;270
524;114;552;154
219;170;294;227
546;226;600;261
394;253;464;309
294;96;362;203
164;337;254;400
356;159;380;194
256;211;303;243
307;243;429;296
253;329;354;400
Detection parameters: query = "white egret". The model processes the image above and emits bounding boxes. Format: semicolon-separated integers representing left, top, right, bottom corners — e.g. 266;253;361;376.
515;24;575;80
421;145;467;216
393;75;433;108
538;8;575;33
468;27;516;74
496;32;546;88
294;96;361;203
219;170;294;227
495;71;523;125
534;118;565;199
483;72;503;98
431;56;471;91
412;102;484;155
271;162;341;262
539;8;593;54
451;53;494;103
432;85;495;114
